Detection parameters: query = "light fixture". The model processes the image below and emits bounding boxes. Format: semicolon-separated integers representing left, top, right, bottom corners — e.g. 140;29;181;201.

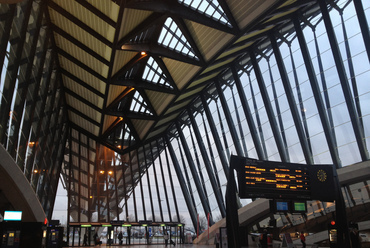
108;171;113;175
141;51;146;56
100;170;105;174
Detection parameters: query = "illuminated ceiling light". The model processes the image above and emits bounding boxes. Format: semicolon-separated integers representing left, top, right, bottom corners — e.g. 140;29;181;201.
100;170;105;174
90;196;93;199
108;171;113;175
117;145;122;149
119;117;123;121
34;170;38;173
141;51;146;56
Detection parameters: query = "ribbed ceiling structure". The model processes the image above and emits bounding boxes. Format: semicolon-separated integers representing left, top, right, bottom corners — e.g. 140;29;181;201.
47;0;318;154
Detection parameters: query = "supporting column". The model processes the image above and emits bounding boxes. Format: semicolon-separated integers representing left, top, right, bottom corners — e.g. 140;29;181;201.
188;107;226;217
201;94;230;179
176;121;213;225
293;16;341;167
269;33;313;164
248;47;289;162
231;66;266;160
319;0;369;161
214;78;244;157
165;135;198;230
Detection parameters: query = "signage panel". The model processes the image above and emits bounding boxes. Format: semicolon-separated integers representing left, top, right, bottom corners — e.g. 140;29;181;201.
4;211;22;221
231;155;336;201
232;156;311;199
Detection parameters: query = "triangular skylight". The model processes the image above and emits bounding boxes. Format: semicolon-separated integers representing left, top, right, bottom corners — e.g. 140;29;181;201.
142;57;174;89
178;0;231;27
106;122;136;150
122;123;135;144
158;18;199;60
130;91;154;115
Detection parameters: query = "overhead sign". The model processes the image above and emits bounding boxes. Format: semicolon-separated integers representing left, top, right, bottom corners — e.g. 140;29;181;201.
4;211;22;221
231;156;336;201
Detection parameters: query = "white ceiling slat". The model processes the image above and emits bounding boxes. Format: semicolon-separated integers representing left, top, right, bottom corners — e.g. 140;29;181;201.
53;0;116;42
49;7;112;61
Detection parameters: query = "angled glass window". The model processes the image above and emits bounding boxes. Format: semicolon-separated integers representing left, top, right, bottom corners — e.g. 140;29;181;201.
178;0;231;27
142;57;174;89
158;18;198;60
130;91;153;115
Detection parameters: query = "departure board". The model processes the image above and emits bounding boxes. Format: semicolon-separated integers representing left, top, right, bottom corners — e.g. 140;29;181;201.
231;156;312;200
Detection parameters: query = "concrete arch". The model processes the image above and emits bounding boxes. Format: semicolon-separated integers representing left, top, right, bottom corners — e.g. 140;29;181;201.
0;145;46;222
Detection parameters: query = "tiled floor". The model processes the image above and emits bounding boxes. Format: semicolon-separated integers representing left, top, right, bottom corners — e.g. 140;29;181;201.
64;245;213;248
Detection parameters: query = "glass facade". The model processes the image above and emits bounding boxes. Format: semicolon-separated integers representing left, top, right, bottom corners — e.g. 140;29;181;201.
0;0;67;220
0;0;369;245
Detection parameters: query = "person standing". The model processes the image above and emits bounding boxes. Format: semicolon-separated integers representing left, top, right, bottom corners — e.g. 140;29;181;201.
83;233;88;246
260;229;268;248
164;232;169;246
300;231;306;248
118;231;123;245
93;233;98;245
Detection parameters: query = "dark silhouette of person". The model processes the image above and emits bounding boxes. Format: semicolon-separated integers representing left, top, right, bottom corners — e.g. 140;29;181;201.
83;233;88;246
260;229;268;248
350;228;360;248
93;232;101;246
126;227;131;245
300;231;306;248
118;231;123;245
93;233;98;244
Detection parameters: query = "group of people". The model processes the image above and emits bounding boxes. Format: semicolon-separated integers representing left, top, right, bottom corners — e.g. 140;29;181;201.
259;228;362;248
82;231;176;246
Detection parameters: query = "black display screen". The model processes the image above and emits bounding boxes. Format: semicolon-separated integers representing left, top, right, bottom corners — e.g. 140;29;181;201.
232;156;311;199
231;155;336;201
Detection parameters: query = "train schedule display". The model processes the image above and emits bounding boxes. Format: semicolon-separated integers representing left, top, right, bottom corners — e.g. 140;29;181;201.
230;155;336;201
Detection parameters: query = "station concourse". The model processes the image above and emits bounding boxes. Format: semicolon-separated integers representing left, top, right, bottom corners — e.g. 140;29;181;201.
0;0;370;248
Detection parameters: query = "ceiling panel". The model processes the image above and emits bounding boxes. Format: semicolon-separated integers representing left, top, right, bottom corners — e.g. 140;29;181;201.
62;75;104;109
55;33;109;78
145;90;175;116
66;96;102;123
131;119;155;140
111;50;139;76
53;0;116;42
185;19;234;61
86;0;120;22
59;55;106;94
118;8;153;40
68;111;100;136
162;58;200;90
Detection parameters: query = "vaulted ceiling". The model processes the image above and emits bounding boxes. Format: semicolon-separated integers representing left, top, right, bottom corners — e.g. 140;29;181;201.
46;0;317;154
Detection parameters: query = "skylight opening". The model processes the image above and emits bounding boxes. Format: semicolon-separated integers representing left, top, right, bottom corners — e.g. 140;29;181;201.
142;57;173;89
178;0;231;27
158;18;198;60
130;91;153;115
124;124;130;140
